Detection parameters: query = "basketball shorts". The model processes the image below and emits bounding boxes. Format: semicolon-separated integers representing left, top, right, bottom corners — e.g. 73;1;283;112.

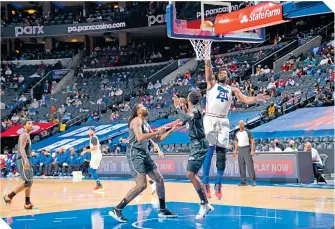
17;158;34;182
187;139;209;174
203;116;230;148
127;147;157;178
90;153;102;170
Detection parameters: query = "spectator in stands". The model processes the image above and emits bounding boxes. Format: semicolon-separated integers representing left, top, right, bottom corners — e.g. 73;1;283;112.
286;77;295;86
264;103;278;121
115;88;123;96
304;56;317;66
284;140;298;152
44;80;49;93
67;148;81;176
304;142;323;181
314;89;326;107
80;149;91;176
267;78;276;91
58;105;66;115
268;141;282;152
274;138;285;151
261;65;271;75
31;99;39;109
147;82;154;90
5;67;12;76
326;68;335;85
31;151;41;176
11;113;20;124
281;61;290;72
18;94;27;102
154;80;161;89
54;148;68;176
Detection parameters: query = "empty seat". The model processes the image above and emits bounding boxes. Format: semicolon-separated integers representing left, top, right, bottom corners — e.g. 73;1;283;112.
321;136;331;143
312;137;321;143
327;143;334;149
303;137;312;143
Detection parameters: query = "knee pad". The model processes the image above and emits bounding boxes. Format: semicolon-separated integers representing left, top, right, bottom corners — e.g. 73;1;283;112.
24;180;33;188
216;147;227;171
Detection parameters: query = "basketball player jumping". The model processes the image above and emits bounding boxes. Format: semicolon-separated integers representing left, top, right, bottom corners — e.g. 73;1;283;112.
3;120;34;209
202;58;269;200
173;90;214;219
81;127;104;192
109;104;180;223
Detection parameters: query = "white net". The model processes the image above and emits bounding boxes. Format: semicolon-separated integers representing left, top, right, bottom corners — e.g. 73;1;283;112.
190;39;212;61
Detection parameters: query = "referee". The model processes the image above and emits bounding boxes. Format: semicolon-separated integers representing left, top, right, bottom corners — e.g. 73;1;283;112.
233;120;256;186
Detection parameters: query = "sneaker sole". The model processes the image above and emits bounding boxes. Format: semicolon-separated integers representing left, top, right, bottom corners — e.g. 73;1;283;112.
158;214;178;218
3;196;10;206
108;211;128;223
195;205;215;220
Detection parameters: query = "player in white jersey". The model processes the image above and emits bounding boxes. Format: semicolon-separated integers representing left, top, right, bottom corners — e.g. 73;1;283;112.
202;59;268;200
81;127;104;192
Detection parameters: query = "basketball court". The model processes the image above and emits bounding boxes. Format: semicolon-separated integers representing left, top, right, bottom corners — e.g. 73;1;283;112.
1;1;334;229
1;178;334;229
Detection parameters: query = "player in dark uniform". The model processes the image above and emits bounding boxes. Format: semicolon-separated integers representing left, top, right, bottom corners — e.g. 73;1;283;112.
172;90;214;219
3;120;34;209
109;103;180;223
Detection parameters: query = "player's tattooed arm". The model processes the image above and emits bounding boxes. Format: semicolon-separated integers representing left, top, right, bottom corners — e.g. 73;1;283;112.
232;87;269;104
205;60;215;89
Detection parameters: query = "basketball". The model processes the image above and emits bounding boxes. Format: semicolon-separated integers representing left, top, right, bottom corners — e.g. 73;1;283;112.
200;20;214;32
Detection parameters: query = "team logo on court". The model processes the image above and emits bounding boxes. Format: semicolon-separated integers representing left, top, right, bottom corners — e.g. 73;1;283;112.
240;15;249;23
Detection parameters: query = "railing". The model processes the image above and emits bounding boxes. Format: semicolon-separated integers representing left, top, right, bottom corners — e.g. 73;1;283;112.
317;21;334;40
148;60;178;82
30;70;54;100
252;39;299;74
254;34;271;48
282;93;315;114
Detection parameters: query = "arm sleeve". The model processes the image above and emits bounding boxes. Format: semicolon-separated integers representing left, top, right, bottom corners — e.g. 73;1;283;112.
91;136;98;146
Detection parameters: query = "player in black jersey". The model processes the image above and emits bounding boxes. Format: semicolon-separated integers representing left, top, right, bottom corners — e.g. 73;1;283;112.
3;120;34;209
109;103;180;223
173;90;214;219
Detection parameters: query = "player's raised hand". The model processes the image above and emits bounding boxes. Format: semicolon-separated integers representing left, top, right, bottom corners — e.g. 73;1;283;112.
171;122;182;131
256;93;270;103
179;97;186;107
172;95;180;108
156;127;167;135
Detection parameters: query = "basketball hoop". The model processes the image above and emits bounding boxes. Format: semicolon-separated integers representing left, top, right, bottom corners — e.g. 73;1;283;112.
190;39;212;61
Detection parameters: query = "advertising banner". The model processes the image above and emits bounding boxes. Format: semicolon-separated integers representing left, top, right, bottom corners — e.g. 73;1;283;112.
98;154;298;180
178;58;190;67
1;122;56;137
214;2;287;35
1;21;127;38
148;4;240;27
52;69;70;80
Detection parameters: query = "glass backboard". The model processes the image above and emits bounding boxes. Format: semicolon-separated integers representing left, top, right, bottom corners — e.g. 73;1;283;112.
166;1;265;43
